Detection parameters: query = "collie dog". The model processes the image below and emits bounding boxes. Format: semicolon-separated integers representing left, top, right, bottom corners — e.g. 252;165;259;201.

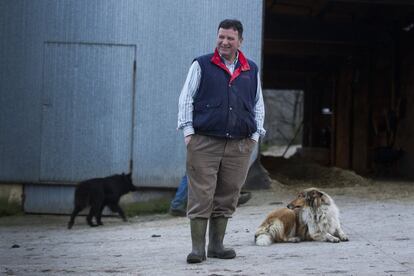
288;188;349;243
255;207;301;246
255;188;348;246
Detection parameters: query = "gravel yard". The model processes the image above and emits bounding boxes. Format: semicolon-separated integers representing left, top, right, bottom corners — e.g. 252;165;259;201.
1;177;414;275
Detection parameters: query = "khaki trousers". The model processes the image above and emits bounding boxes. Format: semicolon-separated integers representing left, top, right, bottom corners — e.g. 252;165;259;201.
186;134;255;219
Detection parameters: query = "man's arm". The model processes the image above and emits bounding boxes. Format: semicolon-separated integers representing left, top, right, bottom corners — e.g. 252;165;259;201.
250;71;266;142
177;61;201;143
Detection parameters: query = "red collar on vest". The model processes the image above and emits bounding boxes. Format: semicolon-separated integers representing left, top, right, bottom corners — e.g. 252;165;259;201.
210;49;250;83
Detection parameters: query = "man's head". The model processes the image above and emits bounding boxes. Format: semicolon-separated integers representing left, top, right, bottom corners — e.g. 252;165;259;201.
216;19;243;62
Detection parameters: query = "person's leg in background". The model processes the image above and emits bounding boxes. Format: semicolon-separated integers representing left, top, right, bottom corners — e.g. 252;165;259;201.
169;175;188;217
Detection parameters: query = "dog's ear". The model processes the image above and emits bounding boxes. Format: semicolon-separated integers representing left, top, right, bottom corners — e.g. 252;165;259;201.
304;191;314;205
307;189;322;208
320;192;331;205
313;190;328;202
309;189;323;198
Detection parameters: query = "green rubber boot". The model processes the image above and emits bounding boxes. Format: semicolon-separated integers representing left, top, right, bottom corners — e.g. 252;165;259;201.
207;217;236;259
187;218;208;263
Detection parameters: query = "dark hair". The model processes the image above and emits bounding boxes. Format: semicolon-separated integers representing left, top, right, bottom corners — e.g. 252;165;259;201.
218;19;243;39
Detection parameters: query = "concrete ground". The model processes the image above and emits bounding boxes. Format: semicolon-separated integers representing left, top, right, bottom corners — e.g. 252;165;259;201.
0;180;413;276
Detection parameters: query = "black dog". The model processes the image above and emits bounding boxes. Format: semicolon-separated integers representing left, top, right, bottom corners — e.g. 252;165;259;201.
67;172;137;229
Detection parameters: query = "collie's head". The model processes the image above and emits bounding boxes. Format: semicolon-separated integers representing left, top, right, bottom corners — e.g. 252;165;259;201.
287;192;306;211
303;187;331;209
287;188;331;210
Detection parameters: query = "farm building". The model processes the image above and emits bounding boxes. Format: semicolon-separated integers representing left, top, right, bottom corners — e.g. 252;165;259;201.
262;0;414;176
0;0;264;213
1;0;414;214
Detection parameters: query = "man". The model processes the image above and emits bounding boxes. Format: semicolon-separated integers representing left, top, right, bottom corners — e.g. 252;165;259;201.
177;19;265;263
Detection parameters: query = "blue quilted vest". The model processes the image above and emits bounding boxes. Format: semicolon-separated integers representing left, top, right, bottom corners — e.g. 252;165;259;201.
193;50;258;139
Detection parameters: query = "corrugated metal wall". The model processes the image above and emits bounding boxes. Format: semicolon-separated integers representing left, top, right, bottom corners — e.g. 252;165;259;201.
40;42;135;182
0;0;264;189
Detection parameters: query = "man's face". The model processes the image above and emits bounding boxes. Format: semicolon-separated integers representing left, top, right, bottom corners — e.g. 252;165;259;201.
216;27;242;62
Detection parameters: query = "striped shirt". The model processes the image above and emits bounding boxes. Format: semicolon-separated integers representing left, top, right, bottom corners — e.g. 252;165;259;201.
177;57;266;142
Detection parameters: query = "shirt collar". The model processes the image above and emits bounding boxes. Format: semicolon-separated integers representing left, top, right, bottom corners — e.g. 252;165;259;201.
219;51;239;66
211;49;250;72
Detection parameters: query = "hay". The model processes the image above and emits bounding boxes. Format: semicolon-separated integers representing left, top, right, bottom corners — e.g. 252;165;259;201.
261;155;371;187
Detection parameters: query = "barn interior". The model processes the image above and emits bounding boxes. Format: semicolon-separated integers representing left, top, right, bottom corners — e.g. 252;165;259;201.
261;0;414;179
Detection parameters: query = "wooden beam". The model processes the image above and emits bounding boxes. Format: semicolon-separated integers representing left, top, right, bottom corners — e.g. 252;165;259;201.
263;70;308;90
264;39;365;57
265;0;314;16
263;55;342;74
264;15;379;43
334;65;354;169
310;0;329;16
331;0;414;5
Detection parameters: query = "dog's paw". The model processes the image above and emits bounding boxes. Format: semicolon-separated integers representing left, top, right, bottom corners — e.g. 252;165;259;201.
287;237;301;243
329;236;340;243
339;235;349;242
255;234;273;246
